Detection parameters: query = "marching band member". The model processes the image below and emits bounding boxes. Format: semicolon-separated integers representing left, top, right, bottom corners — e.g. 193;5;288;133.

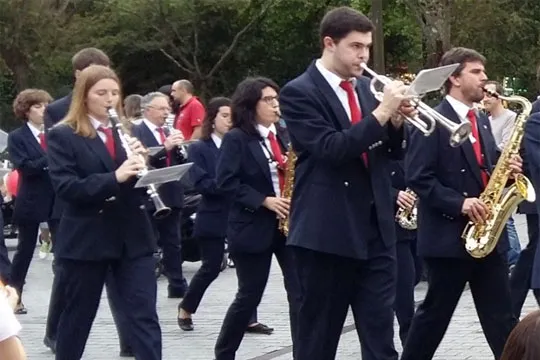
402;47;519;360
214;77;301;360
131;91;188;298
279;7;409;360
389;158;418;346
178;97;232;331
7;88;54;314
46;65;161;360
43;47;131;357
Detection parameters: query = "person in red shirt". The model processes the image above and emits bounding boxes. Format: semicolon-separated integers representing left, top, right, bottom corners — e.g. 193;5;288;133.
171;80;206;139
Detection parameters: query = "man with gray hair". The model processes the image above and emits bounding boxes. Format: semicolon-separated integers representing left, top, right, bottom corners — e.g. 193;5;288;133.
171;80;206;140
131;91;188;298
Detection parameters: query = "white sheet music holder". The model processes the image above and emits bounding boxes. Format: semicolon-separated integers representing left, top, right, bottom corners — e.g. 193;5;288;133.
147;146;165;157
0;129;9;153
406;63;460;97
135;162;193;188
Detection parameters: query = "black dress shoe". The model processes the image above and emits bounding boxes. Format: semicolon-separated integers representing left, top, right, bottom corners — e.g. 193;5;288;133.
119;348;134;357
43;336;56;353
14;303;27;315
177;317;194;331
246;323;274;335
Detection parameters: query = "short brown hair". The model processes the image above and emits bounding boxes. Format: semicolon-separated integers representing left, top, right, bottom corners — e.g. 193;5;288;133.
319;7;374;48
12;89;53;121
72;48;110;72
485;80;504;95
440;47;486;93
501;310;540;360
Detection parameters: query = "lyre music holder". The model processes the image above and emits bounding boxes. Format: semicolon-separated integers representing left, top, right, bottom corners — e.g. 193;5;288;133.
405;63;460;97
135;162;193;189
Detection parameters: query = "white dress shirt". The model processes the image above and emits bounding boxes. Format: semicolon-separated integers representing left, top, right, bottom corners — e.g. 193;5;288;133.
143;118;165;145
257;124;281;197
445;95;478;144
89;116;113;144
0;292;21;342
26;122;43;145
211;133;222;149
315;59;360;121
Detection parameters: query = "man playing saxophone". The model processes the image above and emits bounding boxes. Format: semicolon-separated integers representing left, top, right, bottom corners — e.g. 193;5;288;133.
402;47;521;360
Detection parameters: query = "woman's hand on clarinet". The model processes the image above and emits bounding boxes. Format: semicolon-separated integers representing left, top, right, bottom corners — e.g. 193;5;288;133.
127;137;148;158
115;156;145;183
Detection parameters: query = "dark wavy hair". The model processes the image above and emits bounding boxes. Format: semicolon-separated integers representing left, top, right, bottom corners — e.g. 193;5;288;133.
201;97;231;141
231;77;279;138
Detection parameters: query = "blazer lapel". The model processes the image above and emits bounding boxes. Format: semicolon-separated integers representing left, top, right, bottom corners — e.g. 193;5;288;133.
83;134;117;171
248;138;271;183
476;113;494;171
439;100;483;187
140;123;160;147
307;62;351;130
22;125;45;155
355;78;375;121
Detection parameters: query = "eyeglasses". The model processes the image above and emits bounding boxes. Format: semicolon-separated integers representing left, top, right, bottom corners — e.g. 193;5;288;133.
261;95;279;105
147;105;171;112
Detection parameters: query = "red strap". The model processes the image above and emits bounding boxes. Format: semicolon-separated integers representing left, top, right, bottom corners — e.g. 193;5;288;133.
98;127;116;160
38;133;46;150
268;132;285;193
339;80;368;167
156;127;171;166
466;110;488;186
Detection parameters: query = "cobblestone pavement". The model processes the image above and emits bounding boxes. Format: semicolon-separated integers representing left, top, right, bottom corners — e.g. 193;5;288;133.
8;214;539;360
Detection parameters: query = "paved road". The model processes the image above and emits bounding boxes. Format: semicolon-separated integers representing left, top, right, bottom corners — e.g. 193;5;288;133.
7;214;539;359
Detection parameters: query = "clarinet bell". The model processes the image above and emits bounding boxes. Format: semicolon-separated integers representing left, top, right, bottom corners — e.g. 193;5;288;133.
148;187;171;219
153;205;171;219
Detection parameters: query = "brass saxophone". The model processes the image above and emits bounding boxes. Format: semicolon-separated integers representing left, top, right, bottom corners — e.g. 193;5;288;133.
395;188;418;230
278;144;296;236
462;90;536;258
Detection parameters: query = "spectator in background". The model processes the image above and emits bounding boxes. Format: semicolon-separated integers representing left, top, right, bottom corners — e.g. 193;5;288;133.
124;94;143;125
171;80;206;140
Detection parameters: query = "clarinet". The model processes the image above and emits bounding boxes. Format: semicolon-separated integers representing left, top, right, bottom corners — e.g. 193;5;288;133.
106;107;172;219
164;112;188;159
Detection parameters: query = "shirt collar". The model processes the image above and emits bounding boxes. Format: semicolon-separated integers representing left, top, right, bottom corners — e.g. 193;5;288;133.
89;116;111;130
257;123;277;139
26;122;42;137
315;59;357;91
211;133;222;149
445;95;474;121
143;118;160;133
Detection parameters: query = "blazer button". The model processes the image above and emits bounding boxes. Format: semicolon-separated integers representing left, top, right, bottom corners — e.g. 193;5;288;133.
344;181;349;187
463;192;468;196
98;209;103;214
461;169;466;173
140;205;145;210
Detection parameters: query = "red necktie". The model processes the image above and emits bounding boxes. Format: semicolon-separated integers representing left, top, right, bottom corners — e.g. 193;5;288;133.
466;110;488;186
156;127;171;166
340;80;368;167
267;132;285;193
98;126;116;160
38;133;46;150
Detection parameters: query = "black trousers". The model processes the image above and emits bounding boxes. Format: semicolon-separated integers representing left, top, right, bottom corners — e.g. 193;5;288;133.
401;253;517;360
54;256;161;360
509;214;540;317
0;210;10;283
292;240;398;360
214;230;300;360
9;219;55;299
394;240;417;346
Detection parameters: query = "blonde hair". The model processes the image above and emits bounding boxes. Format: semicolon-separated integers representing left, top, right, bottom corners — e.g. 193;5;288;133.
60;65;124;138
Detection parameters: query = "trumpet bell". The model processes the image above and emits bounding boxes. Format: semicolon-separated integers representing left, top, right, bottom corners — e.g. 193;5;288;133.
449;121;473;147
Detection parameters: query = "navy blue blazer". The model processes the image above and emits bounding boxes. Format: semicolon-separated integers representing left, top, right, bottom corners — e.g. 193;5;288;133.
187;139;229;238
7;125;54;223
406;99;508;258
389;159;416;242
47;124;156;261
131;122;184;209
279;62;404;260
216;128;287;254
524;113;540;288
44;93;72;220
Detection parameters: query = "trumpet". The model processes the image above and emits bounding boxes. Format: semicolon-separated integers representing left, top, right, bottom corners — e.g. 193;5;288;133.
360;63;472;147
107;107;172;219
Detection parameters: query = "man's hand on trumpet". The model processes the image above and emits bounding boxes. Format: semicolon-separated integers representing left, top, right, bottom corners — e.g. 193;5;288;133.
373;80;409;126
